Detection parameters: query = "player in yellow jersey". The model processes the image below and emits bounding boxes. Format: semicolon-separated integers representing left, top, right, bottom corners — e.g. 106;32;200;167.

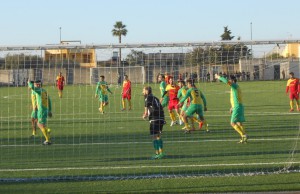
178;79;208;133
177;80;194;130
215;74;248;143
28;80;53;145
95;75;113;114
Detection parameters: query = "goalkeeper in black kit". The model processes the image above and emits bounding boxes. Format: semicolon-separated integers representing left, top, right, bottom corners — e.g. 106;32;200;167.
142;86;166;159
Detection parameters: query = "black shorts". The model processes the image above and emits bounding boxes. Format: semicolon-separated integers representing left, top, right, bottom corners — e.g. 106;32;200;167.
149;120;165;135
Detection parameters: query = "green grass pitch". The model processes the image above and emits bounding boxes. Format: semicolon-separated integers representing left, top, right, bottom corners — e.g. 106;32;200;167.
0;80;299;193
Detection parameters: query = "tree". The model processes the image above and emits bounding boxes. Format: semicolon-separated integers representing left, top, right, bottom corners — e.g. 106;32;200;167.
220;26;234;40
125;49;145;66
112;21;128;67
4;53;43;69
187;28;251;72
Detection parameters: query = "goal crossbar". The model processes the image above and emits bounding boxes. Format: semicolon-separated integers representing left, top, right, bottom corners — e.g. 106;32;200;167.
1;39;300;51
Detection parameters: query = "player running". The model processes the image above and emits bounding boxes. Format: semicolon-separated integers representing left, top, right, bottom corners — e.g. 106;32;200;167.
286;72;300;112
162;76;182;126
177;80;194;130
121;75;132;111
95;75;113;114
178;79;208;133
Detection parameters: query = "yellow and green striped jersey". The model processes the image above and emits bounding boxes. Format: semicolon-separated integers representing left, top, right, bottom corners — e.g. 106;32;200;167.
95;81;111;96
219;77;243;108
179;87;206;107
31;91;37;110
28;81;52;112
177;86;188;102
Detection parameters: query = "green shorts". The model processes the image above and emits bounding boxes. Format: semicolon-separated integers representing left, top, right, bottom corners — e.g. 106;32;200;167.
181;101;188;112
161;96;169;108
37;110;48;125
31;110;38;119
185;104;203;117
99;95;108;103
231;105;245;123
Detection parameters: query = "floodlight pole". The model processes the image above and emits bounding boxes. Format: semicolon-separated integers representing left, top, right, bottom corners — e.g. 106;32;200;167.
250;22;253;56
59;27;62;44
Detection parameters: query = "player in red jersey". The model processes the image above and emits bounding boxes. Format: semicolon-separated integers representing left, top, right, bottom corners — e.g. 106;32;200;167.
56;72;65;98
121;75;132;111
286;72;300;112
162;76;182;126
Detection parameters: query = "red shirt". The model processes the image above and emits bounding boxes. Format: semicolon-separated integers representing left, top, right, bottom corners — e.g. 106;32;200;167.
166;84;179;101
56;75;65;86
286;78;300;93
122;80;131;94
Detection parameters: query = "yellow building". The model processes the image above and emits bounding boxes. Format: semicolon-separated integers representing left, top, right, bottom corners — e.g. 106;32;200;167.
45;48;96;67
282;43;300;58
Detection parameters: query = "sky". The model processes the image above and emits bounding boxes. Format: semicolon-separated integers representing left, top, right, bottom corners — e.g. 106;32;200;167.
1;0;299;46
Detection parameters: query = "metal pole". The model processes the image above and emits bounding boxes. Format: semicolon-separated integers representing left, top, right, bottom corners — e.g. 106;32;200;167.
250;22;252;56
59;27;62;44
250;22;253;80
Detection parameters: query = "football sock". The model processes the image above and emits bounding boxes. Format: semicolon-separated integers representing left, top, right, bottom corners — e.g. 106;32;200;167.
170;112;176;121
176;112;181;120
192;117;200;123
239;125;246;134
153;140;159;150
128;100;131;109
122;99;126;109
233;125;243;137
184;122;189;129
189;118;195;128
157;139;163;149
180;114;184;122
40;127;49;142
47;128;51;141
290;100;294;109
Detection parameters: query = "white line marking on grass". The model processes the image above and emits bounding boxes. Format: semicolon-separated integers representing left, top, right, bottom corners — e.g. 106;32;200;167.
0;137;298;147
1;111;299;121
1;161;300;172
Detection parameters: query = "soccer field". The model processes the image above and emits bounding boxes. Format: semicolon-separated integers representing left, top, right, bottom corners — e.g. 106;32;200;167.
0;80;299;193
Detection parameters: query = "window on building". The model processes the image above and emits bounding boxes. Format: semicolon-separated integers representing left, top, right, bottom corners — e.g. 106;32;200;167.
83;54;91;63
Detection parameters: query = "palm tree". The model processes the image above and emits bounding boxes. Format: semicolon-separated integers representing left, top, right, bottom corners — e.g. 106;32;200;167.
112;21;128;67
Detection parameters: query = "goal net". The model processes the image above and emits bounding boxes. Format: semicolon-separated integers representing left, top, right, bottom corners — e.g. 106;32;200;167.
90;66;145;85
0;41;299;182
